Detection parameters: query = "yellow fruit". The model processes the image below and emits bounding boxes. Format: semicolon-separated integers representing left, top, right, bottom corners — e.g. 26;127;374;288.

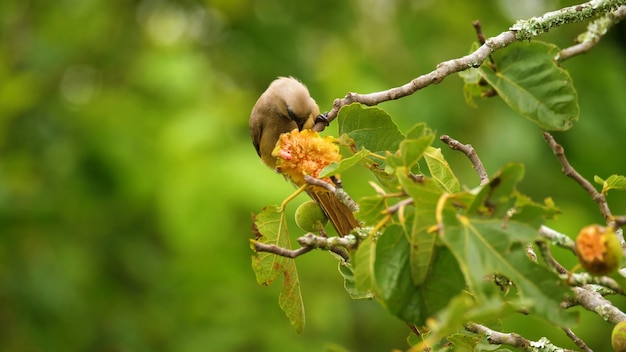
575;225;623;276
612;321;626;352
295;200;328;232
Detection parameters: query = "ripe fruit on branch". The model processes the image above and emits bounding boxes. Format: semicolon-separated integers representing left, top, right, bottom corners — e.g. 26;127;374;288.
575;224;623;276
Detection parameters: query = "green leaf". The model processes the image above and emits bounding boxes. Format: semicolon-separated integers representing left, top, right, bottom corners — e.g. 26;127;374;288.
352;236;377;297
251;206;289;285
512;195;560;228
387;133;435;170
337;103;405;155
478;41;579;131
405;122;432;140
397;170;443;285
356;194;388;225
369;163;399;191
319;148;370;177
424;146;460;193
338;261;374;300
373;224;464;326
374;225;422;323
467;163;524;218
439;212;576;327
251;206;305;333
595;174;626;195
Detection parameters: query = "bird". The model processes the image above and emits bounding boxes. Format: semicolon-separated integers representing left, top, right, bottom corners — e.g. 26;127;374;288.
249;77;359;236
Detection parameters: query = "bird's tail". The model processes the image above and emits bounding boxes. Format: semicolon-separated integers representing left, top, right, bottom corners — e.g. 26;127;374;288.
307;188;360;237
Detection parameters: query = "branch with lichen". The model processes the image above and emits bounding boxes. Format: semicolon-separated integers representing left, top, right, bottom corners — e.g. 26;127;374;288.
466;321;592;351
563;286;626;323
312;0;626;132
556;5;626;61
465;322;581;352
253;232;359;262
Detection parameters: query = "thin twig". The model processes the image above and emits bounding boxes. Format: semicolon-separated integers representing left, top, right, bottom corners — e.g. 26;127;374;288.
562;328;593;352
253;241;314;258
312;0;625;132
440;134;489;185
536;240;570;276
473;20;496;70
386;197;414;215
542;132;612;220
557;5;626;61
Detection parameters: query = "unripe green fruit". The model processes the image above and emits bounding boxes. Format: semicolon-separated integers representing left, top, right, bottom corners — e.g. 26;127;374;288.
612;321;626;352
295;200;328;232
575;225;622;276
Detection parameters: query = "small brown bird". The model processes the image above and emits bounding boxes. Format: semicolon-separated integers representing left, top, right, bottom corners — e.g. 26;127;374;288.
249;77;359;236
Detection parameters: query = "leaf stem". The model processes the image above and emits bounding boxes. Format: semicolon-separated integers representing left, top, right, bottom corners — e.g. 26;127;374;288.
281;184;307;211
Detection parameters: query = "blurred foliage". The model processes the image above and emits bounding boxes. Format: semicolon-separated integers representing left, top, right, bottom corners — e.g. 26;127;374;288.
0;0;625;351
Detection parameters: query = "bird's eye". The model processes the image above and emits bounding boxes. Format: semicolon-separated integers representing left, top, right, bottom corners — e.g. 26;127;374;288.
286;106;298;121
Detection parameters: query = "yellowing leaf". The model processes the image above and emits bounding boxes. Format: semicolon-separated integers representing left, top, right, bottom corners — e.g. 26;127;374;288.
424;147;460;193
251;206;305;333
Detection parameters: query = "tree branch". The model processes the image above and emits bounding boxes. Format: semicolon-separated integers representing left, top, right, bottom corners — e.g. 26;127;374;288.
253;241;314;258
465;322;578;351
440;134;489;185
253;233;357;261
536;240;570;276
312;0;626;132
557;5;626;61
542;132;613;220
563;286;626;323
304;175;359;212
510;0;626;40
539;225;576;252
562;327;593;352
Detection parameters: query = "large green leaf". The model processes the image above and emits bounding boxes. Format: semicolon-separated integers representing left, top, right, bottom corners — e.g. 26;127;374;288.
251;206;305;333
438;163;573;326
369;224;464;326
396;170;443;285
478;41;579;131
440;184;573;326
439;204;576;327
337;103;405;155
373;225;421;322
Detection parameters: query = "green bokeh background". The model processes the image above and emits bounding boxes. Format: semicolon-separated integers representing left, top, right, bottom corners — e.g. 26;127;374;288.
1;0;626;351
